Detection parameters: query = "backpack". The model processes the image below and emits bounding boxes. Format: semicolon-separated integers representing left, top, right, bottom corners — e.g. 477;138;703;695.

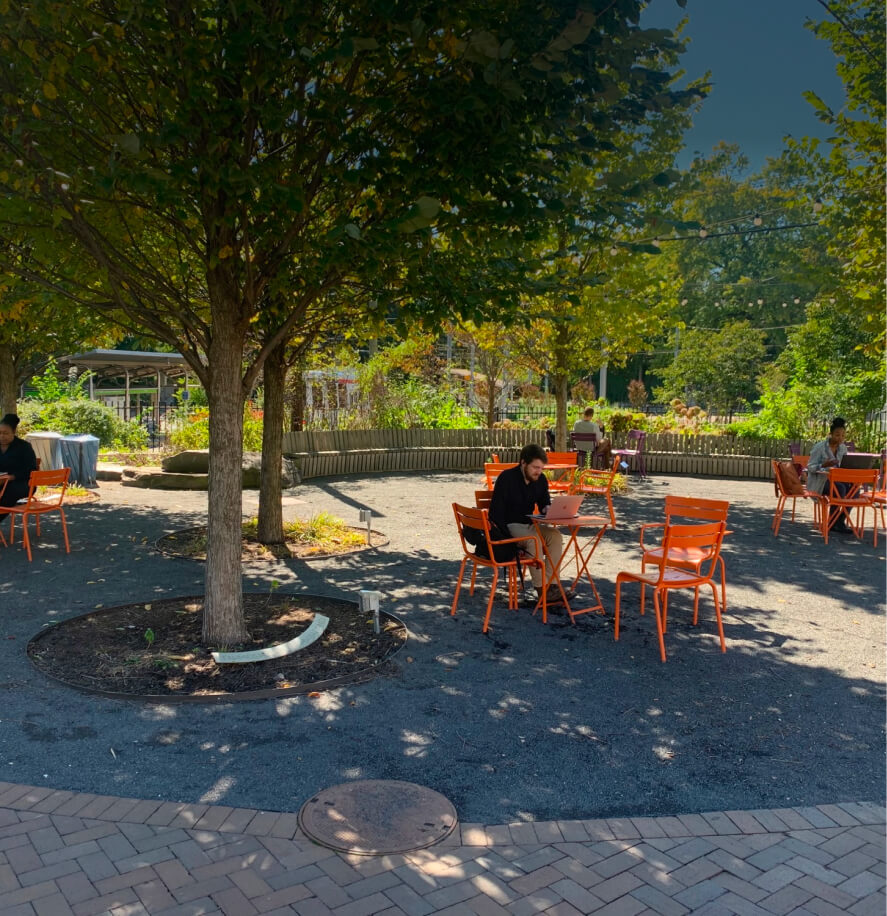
463;520;521;563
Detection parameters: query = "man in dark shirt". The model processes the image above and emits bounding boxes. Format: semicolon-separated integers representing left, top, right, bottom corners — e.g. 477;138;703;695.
490;443;564;603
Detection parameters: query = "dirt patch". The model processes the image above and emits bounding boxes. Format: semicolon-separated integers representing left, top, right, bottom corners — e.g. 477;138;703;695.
155;525;388;561
27;594;407;701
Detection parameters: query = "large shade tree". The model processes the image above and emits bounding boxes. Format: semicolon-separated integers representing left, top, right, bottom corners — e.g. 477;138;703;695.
1;0;702;644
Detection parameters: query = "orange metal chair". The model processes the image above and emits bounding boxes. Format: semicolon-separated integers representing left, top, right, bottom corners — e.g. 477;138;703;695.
639;495;730;615
615;521;727;663
825;468;878;545
573;456;620;526
544;451;577;492
771;460;825;537
483;462;517;490
873;455;886;536
0;467;71;561
474;489;493;511
451;503;546;633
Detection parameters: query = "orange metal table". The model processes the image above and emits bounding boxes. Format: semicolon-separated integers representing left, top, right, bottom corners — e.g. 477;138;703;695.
531;513;609;624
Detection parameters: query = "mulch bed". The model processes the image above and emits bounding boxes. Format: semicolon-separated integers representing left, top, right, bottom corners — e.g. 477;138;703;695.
155;526;388;561
27;594;407;701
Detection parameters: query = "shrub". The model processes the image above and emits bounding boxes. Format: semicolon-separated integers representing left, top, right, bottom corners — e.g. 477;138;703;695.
627;379;648;409
17;399;147;449
168;406;264;451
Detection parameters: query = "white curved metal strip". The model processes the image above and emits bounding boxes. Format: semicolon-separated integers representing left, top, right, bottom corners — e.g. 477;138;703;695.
211;614;330;664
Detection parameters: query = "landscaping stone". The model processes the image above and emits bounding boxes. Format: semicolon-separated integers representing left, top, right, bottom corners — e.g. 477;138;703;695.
160;449;293;488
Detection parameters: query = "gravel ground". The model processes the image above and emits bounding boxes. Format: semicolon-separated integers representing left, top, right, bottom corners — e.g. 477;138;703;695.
0;469;883;823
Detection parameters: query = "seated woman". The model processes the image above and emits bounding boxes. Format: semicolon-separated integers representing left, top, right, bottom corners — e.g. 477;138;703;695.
0;413;38;507
807;416;850;533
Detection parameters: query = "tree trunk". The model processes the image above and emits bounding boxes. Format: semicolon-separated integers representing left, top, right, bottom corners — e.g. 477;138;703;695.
0;358;17;416
203;329;249;646
553;373;569;450
486;380;497;428
257;341;285;546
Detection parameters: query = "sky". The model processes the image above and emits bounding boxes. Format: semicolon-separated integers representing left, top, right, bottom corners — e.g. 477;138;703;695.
640;0;847;173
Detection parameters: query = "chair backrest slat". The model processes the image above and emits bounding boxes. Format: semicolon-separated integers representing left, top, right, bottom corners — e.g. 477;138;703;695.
546;452;577;465
26;467;70;509
663;494;729;524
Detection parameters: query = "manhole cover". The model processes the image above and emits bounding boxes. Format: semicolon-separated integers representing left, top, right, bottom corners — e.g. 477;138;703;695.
298;780;458;855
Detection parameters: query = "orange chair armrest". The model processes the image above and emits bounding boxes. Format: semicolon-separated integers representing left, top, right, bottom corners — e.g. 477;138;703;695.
639;522;664;548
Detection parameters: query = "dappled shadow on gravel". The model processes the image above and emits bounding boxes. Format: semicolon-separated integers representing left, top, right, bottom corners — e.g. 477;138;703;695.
0;473;883;823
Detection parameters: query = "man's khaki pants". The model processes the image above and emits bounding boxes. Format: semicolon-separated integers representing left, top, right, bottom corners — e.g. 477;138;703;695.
507;522;563;589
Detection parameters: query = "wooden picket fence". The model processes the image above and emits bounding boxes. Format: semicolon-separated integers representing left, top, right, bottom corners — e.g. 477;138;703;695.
282;429;811;482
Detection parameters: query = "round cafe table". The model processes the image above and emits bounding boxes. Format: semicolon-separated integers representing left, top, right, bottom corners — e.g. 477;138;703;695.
530;513;609;624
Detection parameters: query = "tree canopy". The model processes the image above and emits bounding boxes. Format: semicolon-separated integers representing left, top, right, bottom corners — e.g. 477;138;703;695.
0;0;703;643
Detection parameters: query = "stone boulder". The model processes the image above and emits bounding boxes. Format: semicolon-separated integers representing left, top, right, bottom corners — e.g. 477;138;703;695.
162;450;209;473
122;467;208;490
158;450;293;489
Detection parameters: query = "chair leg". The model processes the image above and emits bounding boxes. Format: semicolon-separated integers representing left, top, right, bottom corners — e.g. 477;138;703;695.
718;557;727;613
22;514;33;562
59;509;70;554
653;591;667;662
451;558;469;616
772;495;785;535
482;569;500;633
606;493;616;527
710;582;726;653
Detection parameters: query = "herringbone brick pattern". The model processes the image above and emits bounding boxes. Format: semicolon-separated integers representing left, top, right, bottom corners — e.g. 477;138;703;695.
0;784;882;915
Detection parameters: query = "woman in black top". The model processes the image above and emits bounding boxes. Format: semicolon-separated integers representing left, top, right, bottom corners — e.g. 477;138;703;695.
0;413;38;507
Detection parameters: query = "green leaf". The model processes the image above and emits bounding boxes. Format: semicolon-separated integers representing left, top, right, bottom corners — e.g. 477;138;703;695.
112;133;140;155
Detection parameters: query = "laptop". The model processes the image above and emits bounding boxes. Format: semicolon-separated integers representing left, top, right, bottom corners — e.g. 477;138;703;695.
531;494;583;521
840;453;879;470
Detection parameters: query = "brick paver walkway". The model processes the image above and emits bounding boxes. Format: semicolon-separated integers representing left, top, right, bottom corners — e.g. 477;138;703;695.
0;784;882;915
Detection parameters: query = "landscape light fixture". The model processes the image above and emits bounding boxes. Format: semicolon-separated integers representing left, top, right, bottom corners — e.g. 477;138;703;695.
359;590;383;634
359;509;373;545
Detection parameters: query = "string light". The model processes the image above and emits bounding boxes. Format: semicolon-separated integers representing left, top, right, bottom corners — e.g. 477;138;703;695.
753;214;763;226
757;298;763;305
793;297;800;304
652;237;661;248
609;246;618;256
813;199;823;212
698;227;708;238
